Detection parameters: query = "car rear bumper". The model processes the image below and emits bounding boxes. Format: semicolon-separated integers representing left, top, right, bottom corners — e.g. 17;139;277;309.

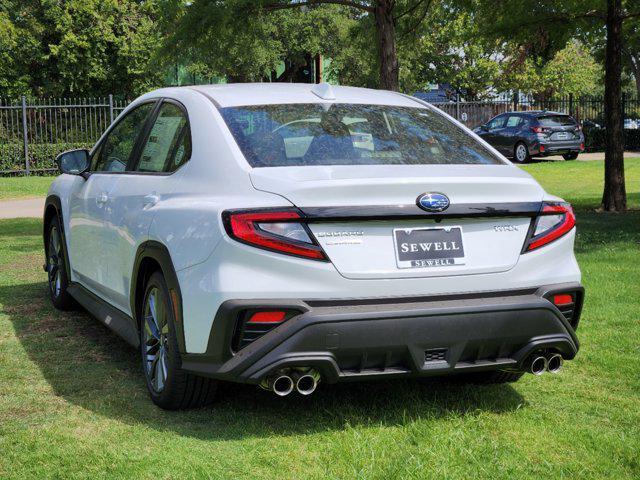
180;283;584;384
531;139;584;156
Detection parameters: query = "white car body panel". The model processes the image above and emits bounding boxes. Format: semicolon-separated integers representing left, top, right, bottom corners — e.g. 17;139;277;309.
46;83;581;354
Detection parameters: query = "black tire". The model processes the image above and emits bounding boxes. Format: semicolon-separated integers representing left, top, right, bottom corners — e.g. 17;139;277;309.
140;271;218;410
513;142;531;163
457;370;524;384
46;216;76;310
562;152;579;160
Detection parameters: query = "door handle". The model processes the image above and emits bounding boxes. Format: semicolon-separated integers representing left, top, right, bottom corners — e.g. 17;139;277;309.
97;192;109;204
143;194;160;207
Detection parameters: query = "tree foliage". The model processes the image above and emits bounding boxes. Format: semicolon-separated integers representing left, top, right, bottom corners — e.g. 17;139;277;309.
0;0;163;97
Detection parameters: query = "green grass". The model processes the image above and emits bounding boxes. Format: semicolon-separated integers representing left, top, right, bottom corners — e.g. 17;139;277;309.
0;176;54;200
1;161;639;479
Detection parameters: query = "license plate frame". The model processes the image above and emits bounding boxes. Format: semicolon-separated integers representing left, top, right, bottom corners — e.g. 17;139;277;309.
392;226;465;269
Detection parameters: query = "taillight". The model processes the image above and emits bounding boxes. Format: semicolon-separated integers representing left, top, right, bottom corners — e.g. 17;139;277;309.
524;202;576;252
531;126;550;134
223;209;327;261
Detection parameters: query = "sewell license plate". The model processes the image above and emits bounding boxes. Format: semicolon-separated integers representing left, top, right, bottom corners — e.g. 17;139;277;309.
393;226;465;269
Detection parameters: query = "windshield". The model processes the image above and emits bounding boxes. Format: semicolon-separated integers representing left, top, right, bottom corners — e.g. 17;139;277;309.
221;103;504;167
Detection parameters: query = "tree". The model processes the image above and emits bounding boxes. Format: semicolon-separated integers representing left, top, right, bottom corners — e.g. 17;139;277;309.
0;0;162;97
496;40;601;99
167;0;432;90
622;18;640;97
400;6;502;99
160;0;355;83
468;0;640;212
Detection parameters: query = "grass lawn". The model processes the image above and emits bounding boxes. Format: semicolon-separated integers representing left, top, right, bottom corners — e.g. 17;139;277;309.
0;160;639;479
0;176;54;200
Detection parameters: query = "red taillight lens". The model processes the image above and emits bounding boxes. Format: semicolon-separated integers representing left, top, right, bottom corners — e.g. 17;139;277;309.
223;209;327;261
248;311;286;323
531;126;551;134
553;294;574;306
525;202;576;252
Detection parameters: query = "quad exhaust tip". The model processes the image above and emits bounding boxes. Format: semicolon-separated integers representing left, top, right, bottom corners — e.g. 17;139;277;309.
271;375;295;396
547;353;563;374
529;355;548;375
295;371;320;396
261;369;321;396
525;353;564;375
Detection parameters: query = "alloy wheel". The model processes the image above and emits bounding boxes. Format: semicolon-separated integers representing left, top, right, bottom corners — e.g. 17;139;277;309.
516;144;528;162
143;287;170;393
47;226;63;298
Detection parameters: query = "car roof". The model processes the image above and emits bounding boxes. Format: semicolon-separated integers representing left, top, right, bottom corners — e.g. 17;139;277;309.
501;110;570;117
149;83;424;109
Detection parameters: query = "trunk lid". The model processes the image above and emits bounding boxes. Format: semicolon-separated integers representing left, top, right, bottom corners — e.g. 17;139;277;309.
250;165;544;279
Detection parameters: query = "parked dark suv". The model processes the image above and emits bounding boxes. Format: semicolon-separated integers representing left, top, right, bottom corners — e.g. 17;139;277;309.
474;111;585;162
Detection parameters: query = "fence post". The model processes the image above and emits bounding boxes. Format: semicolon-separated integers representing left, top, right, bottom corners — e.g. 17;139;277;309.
455;93;460;120
109;94;114;124
21;95;30;176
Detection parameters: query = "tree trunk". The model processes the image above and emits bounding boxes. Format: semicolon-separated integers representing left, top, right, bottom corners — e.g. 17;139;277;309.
602;0;626;212
374;0;399;91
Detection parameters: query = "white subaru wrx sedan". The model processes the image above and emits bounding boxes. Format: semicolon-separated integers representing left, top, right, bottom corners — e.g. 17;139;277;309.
45;83;583;409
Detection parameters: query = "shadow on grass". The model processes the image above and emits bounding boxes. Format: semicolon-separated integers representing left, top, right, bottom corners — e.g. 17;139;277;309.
574;210;640;254
3;281;527;441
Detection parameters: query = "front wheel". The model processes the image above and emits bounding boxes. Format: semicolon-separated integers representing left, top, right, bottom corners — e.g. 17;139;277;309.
563;152;579;160
514;142;531;163
141;271;218;410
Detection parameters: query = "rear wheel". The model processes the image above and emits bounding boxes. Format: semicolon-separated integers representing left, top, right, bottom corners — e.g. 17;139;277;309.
141;271;218;410
514;142;530;163
562;152;579;160
46;216;76;310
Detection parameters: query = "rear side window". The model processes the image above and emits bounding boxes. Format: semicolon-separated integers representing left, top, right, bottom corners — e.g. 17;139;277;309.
136;102;191;173
537;115;576;127
221;103;504;167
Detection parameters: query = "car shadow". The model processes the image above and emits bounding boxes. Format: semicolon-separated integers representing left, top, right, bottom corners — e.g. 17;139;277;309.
3;280;527;441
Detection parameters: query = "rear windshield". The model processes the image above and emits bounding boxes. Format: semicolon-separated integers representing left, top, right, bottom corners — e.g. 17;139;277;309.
221;103;504;167
537;115;577;127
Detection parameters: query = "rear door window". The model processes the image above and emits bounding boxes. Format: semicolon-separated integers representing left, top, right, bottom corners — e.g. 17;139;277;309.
505;116;523;127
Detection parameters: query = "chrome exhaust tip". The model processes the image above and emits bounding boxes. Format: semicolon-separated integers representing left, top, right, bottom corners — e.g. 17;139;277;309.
547;354;563;374
272;375;294;396
529;355;548;375
296;370;320;396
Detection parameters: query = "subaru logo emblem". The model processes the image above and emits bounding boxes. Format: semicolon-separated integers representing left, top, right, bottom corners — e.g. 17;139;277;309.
417;192;450;212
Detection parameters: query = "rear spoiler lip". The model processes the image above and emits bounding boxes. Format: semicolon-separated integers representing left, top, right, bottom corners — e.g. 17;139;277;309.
298;202;543;222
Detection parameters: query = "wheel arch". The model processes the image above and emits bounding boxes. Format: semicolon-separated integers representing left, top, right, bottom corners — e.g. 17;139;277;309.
131;241;186;353
43;195;71;276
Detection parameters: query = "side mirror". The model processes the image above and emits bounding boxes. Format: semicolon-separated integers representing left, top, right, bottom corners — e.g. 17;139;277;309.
480;124;489;131
56;149;90;177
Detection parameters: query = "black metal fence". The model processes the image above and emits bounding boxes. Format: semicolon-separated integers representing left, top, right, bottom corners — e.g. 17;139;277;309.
432;94;640;130
0;96;128;175
1;94;639;175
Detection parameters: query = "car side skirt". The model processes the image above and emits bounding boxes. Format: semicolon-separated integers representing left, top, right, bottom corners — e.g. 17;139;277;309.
67;282;139;347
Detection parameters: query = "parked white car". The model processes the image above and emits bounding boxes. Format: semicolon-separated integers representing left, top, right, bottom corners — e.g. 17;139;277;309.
45;83;583;409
